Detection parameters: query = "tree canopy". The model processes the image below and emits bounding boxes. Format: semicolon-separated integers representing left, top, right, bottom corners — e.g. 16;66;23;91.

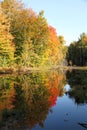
0;0;66;68
0;5;15;67
66;33;87;66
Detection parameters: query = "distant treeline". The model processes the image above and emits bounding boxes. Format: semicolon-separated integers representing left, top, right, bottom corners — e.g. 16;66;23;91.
66;33;87;66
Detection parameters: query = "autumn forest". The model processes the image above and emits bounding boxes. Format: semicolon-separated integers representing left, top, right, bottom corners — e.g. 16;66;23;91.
0;0;87;73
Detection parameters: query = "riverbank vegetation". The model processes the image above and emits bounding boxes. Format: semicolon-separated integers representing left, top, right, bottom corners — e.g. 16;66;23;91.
0;0;67;73
0;0;87;74
66;33;87;66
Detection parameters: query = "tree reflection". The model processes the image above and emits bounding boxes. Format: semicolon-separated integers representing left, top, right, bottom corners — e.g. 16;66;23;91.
0;70;66;129
0;76;15;110
66;69;87;105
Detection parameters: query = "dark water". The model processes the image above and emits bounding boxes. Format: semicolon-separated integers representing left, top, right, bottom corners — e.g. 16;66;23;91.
0;69;87;130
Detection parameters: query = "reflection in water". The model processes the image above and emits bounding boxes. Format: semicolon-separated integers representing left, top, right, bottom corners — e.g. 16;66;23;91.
0;70;66;129
66;69;87;105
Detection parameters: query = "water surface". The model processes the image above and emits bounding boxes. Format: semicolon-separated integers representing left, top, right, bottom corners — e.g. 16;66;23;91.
0;69;87;130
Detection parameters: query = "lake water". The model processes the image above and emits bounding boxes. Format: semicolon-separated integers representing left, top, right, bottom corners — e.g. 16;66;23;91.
0;69;87;130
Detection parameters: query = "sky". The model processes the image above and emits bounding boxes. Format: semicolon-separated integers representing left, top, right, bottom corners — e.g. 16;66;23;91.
22;0;87;45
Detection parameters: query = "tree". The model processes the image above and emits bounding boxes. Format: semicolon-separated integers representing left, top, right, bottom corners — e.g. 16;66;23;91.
66;33;87;66
1;0;50;66
58;35;66;45
1;0;66;67
45;26;59;65
0;5;15;67
21;10;49;67
58;35;67;65
46;26;67;66
1;0;25;63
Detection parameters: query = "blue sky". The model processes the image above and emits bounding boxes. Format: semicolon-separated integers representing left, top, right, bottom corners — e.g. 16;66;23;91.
23;0;87;45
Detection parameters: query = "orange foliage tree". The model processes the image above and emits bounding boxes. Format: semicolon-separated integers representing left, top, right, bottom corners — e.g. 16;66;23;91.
45;26;61;66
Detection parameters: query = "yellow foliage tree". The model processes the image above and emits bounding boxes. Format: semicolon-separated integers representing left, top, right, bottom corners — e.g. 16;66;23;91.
0;5;15;67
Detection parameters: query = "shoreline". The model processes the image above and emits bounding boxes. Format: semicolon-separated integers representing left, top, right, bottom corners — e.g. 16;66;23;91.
0;66;87;74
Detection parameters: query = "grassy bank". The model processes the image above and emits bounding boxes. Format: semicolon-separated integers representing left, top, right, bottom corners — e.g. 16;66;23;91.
0;66;87;74
64;66;87;70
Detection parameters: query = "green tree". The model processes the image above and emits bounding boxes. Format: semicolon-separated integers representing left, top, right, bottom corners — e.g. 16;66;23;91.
58;35;67;65
0;5;15;67
1;0;25;63
66;33;87;66
21;10;50;67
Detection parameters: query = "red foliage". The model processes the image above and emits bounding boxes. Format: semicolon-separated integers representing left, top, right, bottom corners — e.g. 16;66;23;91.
48;78;60;107
49;87;60;107
48;26;60;46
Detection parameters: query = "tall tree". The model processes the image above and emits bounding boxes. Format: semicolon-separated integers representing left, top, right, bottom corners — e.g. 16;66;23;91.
46;26;61;66
66;33;87;66
21;10;49;67
1;0;24;63
0;5;15;67
58;35;67;65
